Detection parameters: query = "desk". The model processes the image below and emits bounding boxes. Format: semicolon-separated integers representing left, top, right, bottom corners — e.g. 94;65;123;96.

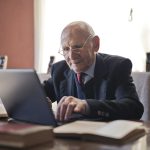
29;136;149;150
0;121;150;150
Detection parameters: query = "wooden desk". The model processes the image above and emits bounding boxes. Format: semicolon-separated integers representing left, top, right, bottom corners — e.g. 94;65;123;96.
29;136;148;150
0;121;150;150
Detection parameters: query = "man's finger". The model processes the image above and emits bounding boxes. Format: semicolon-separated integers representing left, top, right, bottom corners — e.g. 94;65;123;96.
65;102;76;120
56;96;66;120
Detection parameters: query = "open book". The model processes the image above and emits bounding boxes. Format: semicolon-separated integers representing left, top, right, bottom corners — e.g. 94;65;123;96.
54;120;146;144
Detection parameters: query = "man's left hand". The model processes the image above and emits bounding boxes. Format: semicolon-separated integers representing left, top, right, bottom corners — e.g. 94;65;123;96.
56;96;87;121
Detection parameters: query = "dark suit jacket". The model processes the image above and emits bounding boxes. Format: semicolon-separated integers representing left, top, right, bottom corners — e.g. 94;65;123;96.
43;53;144;121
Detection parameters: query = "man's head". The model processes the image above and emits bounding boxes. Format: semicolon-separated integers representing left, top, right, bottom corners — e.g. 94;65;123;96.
59;21;100;73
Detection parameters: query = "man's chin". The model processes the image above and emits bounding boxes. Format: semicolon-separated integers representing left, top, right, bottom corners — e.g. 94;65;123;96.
70;64;81;73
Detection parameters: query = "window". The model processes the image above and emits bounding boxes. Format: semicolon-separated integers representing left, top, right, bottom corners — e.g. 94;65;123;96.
34;0;149;73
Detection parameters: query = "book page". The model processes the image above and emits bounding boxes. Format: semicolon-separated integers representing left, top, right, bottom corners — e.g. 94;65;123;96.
54;121;106;134
94;120;144;139
54;120;145;144
0;98;8;117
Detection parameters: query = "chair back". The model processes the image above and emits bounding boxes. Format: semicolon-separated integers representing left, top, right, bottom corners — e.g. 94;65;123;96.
0;56;8;69
132;72;150;121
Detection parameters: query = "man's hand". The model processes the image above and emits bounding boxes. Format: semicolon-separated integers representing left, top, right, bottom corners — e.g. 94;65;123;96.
56;96;88;121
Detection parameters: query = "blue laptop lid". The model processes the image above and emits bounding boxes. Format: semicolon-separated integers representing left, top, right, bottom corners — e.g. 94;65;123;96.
0;69;57;127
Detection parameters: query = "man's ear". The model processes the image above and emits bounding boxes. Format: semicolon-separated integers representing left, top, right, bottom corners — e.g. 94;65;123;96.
92;35;100;52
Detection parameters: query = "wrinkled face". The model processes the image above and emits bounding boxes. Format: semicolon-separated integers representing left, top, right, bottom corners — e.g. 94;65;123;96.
60;31;98;73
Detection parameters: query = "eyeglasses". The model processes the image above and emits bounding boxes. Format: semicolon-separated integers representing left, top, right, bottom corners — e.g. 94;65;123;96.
58;35;92;56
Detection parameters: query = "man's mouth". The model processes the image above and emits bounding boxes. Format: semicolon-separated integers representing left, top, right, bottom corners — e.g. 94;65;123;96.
71;60;81;64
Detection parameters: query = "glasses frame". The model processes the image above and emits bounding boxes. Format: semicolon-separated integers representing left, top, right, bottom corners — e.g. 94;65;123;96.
58;35;92;56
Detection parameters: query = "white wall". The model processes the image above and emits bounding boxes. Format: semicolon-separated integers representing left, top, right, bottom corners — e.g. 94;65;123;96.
34;0;150;73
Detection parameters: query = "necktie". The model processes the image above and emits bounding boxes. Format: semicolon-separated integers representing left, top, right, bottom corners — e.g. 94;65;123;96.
77;73;83;84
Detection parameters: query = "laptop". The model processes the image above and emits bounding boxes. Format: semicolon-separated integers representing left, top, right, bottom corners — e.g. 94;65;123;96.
0;69;57;127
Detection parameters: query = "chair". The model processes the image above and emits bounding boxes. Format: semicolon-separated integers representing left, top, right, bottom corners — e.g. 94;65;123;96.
0;56;8;69
132;72;150;121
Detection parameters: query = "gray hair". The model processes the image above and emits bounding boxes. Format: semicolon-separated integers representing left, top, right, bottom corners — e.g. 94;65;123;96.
61;21;95;38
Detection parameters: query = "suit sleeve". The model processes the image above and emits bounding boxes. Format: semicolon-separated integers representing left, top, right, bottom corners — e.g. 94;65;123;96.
42;65;57;103
86;59;144;121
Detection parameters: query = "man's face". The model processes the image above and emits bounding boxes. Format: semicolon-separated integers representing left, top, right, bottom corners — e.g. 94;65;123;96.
61;33;96;73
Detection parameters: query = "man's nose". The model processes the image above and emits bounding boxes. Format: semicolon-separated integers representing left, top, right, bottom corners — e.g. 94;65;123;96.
68;49;76;59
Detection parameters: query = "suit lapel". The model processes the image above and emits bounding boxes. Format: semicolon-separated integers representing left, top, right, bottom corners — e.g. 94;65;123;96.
67;71;75;95
94;54;107;79
93;54;108;99
59;70;75;97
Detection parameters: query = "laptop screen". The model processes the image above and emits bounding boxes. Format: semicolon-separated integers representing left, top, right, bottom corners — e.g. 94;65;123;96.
0;69;57;127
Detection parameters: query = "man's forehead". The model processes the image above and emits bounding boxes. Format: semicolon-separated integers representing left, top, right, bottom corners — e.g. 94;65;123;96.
61;28;88;42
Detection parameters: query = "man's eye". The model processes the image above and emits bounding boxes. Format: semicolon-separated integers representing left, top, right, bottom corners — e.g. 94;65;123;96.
63;44;82;51
73;44;82;49
63;48;69;51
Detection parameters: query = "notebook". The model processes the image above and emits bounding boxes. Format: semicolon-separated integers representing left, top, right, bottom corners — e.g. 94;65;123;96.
0;69;57;127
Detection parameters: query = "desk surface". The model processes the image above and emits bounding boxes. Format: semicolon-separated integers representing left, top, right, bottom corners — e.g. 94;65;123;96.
29;136;150;150
0;121;150;150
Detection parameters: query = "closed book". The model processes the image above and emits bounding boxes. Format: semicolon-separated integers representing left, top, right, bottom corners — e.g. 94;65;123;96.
0;122;53;148
54;120;146;144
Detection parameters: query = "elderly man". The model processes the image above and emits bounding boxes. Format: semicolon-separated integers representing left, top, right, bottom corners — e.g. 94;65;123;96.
43;21;143;122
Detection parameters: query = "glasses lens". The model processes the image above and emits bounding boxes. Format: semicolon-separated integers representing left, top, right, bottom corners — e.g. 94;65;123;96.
58;35;92;56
